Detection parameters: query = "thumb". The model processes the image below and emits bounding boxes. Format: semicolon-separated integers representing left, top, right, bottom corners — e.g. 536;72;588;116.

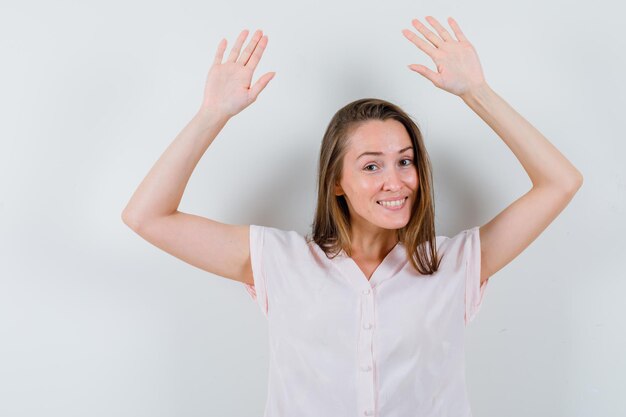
408;64;439;85
249;71;276;102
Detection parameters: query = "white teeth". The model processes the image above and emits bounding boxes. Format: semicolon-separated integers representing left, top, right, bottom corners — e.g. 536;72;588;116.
378;197;406;207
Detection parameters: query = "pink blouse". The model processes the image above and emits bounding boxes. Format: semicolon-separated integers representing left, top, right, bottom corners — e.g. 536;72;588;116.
244;224;489;417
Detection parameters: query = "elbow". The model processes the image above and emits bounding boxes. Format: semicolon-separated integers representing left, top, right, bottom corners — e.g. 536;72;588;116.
535;168;583;195
571;170;584;190
121;208;141;231
564;171;584;194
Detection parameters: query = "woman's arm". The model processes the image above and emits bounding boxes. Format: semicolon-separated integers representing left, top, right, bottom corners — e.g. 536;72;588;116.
120;29;276;286
460;82;582;284
122;29;276;226
460;83;582;188
121;110;228;228
402;16;583;285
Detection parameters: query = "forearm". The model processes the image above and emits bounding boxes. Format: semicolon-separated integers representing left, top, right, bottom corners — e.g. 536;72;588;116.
122;109;230;226
460;83;583;190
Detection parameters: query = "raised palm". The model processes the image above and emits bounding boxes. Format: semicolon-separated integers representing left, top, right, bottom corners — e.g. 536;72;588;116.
402;16;486;98
200;29;275;119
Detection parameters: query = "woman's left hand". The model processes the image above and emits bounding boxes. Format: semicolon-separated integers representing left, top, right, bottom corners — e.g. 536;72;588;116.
402;16;486;98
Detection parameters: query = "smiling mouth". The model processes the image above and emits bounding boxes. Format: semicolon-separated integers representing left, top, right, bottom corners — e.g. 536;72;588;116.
377;196;408;208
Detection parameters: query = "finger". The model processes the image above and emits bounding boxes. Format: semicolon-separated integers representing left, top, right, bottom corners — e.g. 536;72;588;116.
447;17;468;43
245;35;269;72
249;71;276;102
408;64;441;87
226;29;249;63
424;16;454;42
410;18;442;48
213;38;227;65
237;29;263;66
402;28;437;58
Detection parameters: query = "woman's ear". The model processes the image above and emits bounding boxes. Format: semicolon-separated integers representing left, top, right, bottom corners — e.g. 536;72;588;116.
334;181;344;196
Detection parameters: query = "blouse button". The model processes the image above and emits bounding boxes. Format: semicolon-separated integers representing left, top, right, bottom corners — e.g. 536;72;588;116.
363;323;373;329
362;289;371;295
364;410;374;416
360;364;372;372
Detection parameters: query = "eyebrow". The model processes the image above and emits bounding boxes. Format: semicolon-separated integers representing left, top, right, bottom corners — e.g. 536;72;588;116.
357;146;414;160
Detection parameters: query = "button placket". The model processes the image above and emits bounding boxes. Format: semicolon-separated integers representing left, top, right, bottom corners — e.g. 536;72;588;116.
331;243;405;417
357;286;376;416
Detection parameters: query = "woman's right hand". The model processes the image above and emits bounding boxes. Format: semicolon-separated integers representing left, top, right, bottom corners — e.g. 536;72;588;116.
199;29;276;120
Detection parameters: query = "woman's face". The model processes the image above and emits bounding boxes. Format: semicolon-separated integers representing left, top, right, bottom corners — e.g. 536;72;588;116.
335;119;419;232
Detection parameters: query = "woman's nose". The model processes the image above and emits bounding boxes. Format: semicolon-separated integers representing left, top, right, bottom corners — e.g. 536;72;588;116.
383;168;403;190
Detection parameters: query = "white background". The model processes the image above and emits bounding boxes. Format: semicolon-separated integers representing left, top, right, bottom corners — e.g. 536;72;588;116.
1;0;624;416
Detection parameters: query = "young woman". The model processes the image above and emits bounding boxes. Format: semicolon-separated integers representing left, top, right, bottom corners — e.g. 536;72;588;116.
122;16;582;417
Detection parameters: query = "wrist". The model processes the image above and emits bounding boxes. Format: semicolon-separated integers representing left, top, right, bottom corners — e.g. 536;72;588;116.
460;82;492;103
194;107;231;129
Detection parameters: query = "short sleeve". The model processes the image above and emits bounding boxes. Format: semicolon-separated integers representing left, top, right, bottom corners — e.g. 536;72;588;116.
243;224;269;318
243;224;308;319
463;226;489;326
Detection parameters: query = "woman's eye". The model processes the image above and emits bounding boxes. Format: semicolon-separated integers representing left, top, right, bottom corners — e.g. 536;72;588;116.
364;160;413;172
